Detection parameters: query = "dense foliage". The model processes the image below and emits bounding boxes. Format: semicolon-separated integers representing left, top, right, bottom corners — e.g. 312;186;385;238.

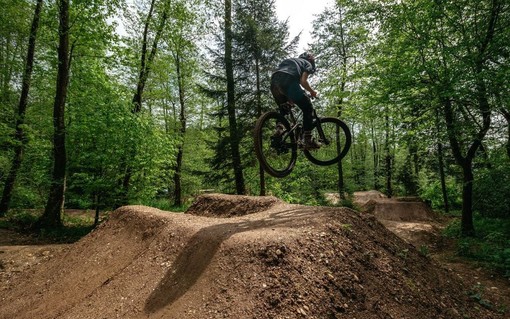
0;0;508;238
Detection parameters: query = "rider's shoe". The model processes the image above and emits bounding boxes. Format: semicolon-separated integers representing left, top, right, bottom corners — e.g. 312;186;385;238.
302;131;321;150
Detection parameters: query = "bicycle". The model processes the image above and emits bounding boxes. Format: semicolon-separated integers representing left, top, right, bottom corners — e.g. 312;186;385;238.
254;98;352;178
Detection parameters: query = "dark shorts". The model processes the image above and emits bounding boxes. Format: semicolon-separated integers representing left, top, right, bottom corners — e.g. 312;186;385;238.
270;72;305;104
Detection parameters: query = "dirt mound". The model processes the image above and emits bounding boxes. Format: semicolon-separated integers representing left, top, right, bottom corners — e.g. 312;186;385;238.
186;193;282;217
359;196;440;248
353;190;387;206
362;198;436;222
379;220;442;248
0;196;505;319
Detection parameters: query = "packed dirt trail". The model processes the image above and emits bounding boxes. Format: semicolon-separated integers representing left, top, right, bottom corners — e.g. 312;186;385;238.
1;194;509;319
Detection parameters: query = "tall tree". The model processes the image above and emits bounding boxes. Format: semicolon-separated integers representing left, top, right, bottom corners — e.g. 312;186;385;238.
0;0;43;216
38;0;70;228
233;0;291;195
121;0;171;202
131;0;170;113
427;0;501;235
224;0;245;194
63;0;129;212
365;0;508;235
0;0;31;110
435;108;450;213
502;109;510;159
164;0;201;206
384;109;393;197
312;0;362;198
172;51;186;206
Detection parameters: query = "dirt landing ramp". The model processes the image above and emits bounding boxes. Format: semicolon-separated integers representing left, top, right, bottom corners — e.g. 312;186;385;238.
359;195;441;249
362;198;437;222
0;196;503;319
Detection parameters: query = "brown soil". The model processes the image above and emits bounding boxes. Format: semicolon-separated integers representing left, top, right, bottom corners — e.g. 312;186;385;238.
353;190;387;206
0;193;509;319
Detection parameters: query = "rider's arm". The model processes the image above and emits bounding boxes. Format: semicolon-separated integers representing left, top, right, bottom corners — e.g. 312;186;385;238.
300;72;317;98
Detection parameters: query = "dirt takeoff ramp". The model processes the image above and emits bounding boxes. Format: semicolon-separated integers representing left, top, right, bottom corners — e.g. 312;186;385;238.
0;195;503;319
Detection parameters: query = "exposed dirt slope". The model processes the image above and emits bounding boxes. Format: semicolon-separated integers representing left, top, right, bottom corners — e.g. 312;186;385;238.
0;194;506;319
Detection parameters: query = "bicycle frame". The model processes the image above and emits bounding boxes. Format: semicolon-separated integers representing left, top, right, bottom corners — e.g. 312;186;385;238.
279;102;330;147
254;98;352;177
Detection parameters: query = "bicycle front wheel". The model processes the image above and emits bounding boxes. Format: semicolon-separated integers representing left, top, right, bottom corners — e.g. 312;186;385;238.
254;111;297;178
304;117;351;166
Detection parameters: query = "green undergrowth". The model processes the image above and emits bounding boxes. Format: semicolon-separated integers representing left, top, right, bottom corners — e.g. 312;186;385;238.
141;197;190;212
0;209;102;243
443;213;510;277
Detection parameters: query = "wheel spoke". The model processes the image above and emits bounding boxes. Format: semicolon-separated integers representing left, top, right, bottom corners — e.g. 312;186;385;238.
254;112;297;177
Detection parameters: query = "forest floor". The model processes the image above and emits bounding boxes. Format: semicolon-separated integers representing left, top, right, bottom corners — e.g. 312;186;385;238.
0;192;509;319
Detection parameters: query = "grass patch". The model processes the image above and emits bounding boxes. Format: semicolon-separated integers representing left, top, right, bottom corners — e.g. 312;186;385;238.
0;209;40;230
443;215;510;277
0;209;102;243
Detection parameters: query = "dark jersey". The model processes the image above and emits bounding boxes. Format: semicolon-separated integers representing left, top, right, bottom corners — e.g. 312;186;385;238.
273;58;315;79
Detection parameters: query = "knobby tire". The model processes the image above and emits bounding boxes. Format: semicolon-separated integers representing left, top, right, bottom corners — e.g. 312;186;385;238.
304;117;351;166
254;111;297;178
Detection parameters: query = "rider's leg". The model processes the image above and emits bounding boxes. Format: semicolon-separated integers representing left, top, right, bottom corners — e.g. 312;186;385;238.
292;91;321;150
271;74;320;149
270;73;290;116
270;74;291;138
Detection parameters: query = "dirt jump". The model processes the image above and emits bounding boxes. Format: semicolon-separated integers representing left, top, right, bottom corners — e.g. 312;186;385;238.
355;191;441;249
0;193;508;318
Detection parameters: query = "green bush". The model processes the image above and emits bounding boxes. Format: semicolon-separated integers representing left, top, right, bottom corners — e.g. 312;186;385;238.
443;216;510;276
9;185;46;209
473;160;510;218
1;209;40;230
418;171;461;211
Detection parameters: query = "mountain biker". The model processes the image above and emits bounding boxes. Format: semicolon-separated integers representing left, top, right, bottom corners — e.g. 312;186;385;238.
270;52;320;149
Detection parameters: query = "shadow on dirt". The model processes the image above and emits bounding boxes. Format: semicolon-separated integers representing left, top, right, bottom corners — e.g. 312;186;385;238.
144;207;316;313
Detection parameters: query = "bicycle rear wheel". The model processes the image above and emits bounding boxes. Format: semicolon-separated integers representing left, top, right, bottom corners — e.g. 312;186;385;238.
304;117;351;166
254;111;297;178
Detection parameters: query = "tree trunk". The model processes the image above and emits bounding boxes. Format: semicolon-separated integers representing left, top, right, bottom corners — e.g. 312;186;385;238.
337;158;345;200
1;35;21;106
131;0;156;113
442;93;489;236
0;0;43;216
173;54;186;207
173;147;183;206
437;141;449;213
384;112;392;198
255;55;265;196
336;6;348;200
131;0;169;113
38;0;70;228
225;0;245;195
336;99;346;200
434;108;449;212
435;0;495;236
460;161;474;236
501;108;510;159
370;122;379;190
